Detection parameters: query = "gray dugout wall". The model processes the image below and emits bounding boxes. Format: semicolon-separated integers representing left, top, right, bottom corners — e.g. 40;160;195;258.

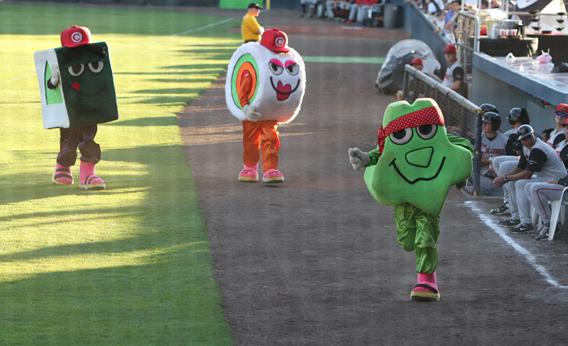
471;66;556;135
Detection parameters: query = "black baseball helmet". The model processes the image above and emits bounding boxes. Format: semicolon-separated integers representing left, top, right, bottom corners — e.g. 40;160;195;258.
482;111;502;131
480;103;498;114
517;124;535;140
508;107;530;125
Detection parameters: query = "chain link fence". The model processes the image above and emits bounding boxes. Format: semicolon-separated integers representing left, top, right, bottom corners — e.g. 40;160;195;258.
402;65;482;196
455;11;479;74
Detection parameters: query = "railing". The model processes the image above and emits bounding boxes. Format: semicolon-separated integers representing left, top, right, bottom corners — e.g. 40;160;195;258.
402;65;482;195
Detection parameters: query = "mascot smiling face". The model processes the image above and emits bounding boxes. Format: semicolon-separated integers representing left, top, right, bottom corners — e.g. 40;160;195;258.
225;28;306;124
56;42;117;126
364;98;472;215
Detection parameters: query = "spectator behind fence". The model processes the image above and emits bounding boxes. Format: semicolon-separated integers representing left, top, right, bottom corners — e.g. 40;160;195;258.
346;0;366;24
396;58;426;101
324;0;337;19
442;44;465;96
490;107;531;215
443;0;460;30
493;125;567;233
479;111;508;196
300;0;316;17
427;0;444;16
242;3;263;43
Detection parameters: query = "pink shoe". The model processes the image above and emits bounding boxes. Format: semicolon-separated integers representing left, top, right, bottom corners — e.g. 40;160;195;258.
52;164;73;185
79;161;106;190
238;165;259;182
262;169;284;184
410;272;440;302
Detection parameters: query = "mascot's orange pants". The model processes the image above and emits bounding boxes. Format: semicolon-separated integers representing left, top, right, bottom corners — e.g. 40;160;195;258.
242;120;280;171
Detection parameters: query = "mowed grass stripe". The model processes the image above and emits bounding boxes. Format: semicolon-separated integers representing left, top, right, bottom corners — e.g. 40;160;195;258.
0;3;238;344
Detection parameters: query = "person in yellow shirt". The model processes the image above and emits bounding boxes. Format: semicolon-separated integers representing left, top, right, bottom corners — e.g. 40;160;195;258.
241;3;264;43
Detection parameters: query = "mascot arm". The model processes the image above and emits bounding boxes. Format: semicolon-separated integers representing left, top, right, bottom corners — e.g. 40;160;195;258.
47;65;60;89
447;134;474;189
368;148;380;166
447;134;474;156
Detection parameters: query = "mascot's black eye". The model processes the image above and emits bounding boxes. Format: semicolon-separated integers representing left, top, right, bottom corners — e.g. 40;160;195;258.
68;63;85;77
88;61;104;74
417;125;437;139
269;62;283;75
286;63;299;76
390;128;413;145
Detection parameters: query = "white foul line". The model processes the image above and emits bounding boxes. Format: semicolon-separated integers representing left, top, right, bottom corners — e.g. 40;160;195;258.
174;17;236;36
465;200;568;289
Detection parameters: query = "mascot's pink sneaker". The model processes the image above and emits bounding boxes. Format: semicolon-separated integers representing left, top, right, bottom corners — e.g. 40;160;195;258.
52;164;73;185
410;272;440;302
238;164;259;183
262;169;284;184
79;161;106;190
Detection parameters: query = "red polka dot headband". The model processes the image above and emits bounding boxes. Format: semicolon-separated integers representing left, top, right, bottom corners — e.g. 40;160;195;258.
377;106;445;153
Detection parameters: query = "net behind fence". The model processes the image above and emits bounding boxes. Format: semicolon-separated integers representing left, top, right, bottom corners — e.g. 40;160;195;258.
402;65;482;195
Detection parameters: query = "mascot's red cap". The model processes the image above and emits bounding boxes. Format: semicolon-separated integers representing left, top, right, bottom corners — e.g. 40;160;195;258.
61;26;92;48
260;28;290;54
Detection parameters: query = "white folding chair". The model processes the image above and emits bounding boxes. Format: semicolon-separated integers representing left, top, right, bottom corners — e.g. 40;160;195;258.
548;187;568;241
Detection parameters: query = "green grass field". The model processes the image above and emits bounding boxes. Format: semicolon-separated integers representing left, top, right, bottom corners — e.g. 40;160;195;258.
0;2;239;344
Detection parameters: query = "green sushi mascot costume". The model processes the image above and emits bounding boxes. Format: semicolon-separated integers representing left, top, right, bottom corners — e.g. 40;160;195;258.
34;26;119;190
348;98;473;301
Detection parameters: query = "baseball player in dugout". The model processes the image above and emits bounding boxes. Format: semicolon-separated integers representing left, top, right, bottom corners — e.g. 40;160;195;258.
242;3;264;43
493;124;567;233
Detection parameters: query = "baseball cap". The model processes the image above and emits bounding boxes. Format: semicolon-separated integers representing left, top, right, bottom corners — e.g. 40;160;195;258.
260;28;290;54
60;25;92;48
555;103;568;117
444;44;457;54
410;57;423;66
248;2;262;9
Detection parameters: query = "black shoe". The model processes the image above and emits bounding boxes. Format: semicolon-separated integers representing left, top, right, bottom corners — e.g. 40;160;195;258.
490;204;509;215
498;218;520;227
512;223;533;233
534;226;550;240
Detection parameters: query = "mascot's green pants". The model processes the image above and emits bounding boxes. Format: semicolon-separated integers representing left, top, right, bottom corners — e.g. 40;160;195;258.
394;203;439;274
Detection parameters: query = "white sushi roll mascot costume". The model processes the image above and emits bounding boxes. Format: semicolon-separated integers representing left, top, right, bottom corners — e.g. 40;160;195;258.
225;28;306;183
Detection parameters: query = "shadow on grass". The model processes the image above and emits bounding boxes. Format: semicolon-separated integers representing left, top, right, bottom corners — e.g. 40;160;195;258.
163;63;228;70
148;77;218;84
136;95;195;105
114;69;225;76
0;144;231;343
178;49;236;56
133;87;206;95
106;116;178;127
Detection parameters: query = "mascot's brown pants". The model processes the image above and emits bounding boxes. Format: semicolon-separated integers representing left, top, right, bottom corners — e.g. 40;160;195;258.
242;120;280;171
57;125;101;167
